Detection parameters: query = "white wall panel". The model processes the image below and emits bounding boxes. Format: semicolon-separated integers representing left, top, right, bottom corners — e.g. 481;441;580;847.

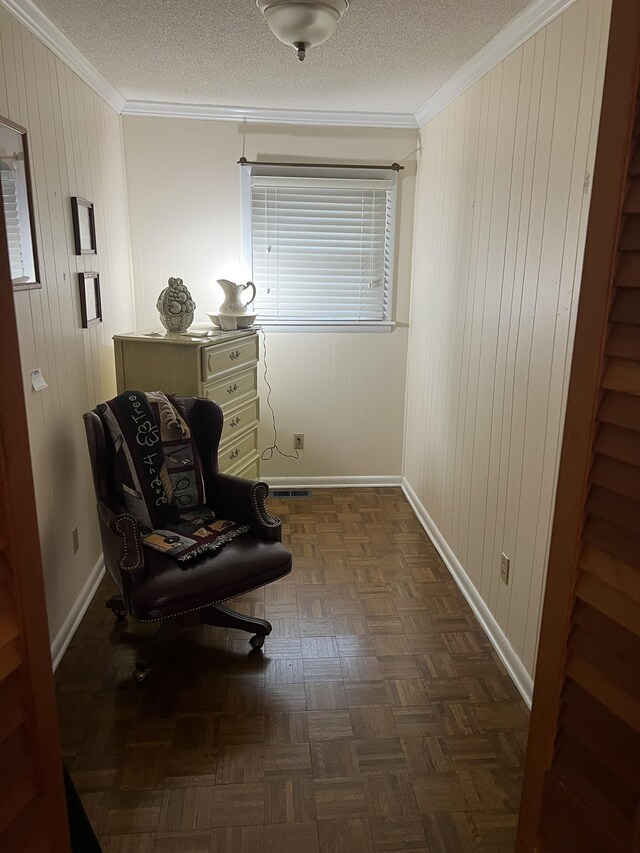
0;7;134;642
403;0;610;679
123;118;417;479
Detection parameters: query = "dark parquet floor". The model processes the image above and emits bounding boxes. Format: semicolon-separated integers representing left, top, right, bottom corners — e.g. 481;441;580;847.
55;488;529;852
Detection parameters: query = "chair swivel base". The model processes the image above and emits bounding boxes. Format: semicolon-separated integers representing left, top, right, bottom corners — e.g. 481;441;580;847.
106;595;127;623
107;596;272;681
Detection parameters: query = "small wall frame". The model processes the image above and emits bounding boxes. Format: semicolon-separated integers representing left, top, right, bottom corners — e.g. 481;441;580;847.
78;272;102;328
0;115;40;290
71;196;97;255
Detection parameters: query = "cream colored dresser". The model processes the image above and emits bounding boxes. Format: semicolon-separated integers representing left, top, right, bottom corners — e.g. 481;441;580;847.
113;328;260;478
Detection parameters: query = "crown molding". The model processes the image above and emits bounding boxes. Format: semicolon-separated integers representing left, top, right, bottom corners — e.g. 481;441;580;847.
1;0;125;111
0;0;415;130
1;0;576;131
414;0;577;127
121;99;418;128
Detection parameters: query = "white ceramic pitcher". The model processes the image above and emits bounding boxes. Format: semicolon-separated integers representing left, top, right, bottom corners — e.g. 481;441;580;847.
217;279;257;315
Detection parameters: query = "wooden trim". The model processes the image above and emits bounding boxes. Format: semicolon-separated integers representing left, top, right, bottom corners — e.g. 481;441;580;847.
0;114;28;135
0;140;70;847
0;113;41;290
516;1;640;848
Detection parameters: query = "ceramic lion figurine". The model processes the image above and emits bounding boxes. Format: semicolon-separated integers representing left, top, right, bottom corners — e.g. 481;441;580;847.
156;277;196;332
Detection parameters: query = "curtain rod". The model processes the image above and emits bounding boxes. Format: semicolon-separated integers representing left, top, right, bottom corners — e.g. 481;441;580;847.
237;156;403;171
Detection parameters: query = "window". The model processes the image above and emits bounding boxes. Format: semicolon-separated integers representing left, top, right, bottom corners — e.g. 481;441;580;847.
0;117;39;290
0;158;36;284
244;168;396;327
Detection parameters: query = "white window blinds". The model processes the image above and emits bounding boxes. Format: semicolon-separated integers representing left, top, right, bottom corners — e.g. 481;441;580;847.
1;158;35;285
249;174;395;324
1;163;25;281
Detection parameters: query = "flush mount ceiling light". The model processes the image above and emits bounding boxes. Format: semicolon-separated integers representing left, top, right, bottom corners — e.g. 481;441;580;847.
256;0;349;61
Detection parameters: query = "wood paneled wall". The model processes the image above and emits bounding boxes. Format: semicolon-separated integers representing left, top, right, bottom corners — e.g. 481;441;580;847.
403;0;610;680
0;8;135;645
518;0;640;844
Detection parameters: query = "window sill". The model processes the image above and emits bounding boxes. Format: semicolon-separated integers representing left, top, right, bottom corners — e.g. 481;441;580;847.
255;321;396;333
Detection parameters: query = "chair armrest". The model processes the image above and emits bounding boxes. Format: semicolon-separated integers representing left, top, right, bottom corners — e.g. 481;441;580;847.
207;474;282;541
97;501;145;573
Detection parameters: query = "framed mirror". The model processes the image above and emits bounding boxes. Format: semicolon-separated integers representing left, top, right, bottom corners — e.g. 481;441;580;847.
0;116;40;290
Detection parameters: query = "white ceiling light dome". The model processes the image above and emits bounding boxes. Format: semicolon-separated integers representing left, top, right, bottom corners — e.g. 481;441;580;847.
256;0;349;61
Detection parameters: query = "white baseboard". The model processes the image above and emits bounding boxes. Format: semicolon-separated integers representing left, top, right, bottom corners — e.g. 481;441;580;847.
51;554;105;671
265;475;403;489
401;478;533;707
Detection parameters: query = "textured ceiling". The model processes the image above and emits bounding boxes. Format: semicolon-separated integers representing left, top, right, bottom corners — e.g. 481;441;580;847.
33;0;533;113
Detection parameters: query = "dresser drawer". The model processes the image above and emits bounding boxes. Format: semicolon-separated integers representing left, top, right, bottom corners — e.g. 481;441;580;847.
202;334;259;382
218;427;258;473
227;452;260;480
204;366;257;413
220;398;259;445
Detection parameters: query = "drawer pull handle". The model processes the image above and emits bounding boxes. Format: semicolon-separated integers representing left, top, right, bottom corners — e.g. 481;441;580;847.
229;448;240;460
227;383;239;394
229;349;241;361
229;416;241;428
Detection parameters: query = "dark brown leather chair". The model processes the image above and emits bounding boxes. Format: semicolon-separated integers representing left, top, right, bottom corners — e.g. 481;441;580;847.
84;395;292;682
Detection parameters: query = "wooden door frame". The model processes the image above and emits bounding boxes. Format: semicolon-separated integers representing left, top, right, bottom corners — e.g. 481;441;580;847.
0;168;70;848
516;0;640;848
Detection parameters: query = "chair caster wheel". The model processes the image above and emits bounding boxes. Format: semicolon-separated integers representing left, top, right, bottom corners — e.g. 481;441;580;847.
133;668;149;683
114;611;127;623
249;634;265;650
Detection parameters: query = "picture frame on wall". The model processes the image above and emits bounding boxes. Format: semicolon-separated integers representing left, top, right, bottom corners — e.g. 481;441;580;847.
0;115;40;290
78;272;102;328
71;196;97;255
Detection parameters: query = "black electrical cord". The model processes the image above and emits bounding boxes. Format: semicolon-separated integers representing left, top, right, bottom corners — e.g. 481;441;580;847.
257;324;300;462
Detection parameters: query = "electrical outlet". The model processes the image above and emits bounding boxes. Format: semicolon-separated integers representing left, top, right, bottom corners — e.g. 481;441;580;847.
500;552;510;585
72;526;79;554
294;433;304;450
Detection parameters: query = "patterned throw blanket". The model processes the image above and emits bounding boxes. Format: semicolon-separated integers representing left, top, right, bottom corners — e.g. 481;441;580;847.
98;391;248;562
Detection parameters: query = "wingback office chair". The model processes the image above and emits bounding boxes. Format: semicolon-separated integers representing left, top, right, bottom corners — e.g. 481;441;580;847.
84;395;292;682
